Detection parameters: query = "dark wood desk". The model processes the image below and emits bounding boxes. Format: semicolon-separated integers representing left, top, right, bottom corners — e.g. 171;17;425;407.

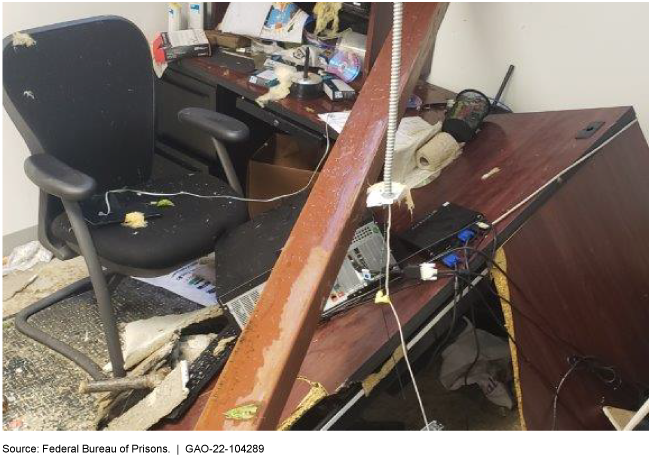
155;56;455;179
170;56;453;138
163;105;648;430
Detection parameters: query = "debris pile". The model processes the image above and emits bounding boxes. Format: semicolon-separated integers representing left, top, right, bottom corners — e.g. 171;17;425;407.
87;306;238;430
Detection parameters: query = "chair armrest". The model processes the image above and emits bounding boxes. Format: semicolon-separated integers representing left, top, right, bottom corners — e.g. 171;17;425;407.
24;154;96;201
178;107;249;143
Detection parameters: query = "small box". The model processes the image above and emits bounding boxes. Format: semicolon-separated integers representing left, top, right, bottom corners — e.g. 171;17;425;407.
248;69;279;88
263;57;297;72
247;134;321;217
203;30;251;49
153;29;211;64
323;78;355;101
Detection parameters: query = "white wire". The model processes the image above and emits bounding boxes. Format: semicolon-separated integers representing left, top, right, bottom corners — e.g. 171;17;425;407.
384;206;431;430
492;118;637;226
99;116;331;216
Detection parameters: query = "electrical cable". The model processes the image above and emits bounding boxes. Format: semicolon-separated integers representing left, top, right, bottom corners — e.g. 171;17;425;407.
426;272;459;372
551;355;621;430
462;248;480;387
454;271;628;431
382;205;431;430
99;115;332;216
492;119;637;226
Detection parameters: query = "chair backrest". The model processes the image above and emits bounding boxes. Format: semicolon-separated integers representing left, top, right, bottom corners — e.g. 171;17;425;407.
3;16;154;191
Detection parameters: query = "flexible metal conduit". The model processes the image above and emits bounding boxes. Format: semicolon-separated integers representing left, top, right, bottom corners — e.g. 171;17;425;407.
382;2;403;198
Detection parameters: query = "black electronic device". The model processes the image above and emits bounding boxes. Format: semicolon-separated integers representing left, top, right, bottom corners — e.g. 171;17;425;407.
398;202;484;258
213;194;396;328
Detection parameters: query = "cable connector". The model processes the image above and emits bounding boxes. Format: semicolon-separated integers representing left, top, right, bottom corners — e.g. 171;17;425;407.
419;262;438;281
402;263;439;281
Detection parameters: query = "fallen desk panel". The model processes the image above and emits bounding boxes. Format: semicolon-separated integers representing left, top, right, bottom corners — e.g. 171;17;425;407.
192;2;449;430
162;106;643;430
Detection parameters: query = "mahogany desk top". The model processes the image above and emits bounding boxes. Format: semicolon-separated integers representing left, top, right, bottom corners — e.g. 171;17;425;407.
170;56;454;140
162;100;634;430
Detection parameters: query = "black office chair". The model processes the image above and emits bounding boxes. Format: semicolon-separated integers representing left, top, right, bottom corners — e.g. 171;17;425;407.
3;16;251;379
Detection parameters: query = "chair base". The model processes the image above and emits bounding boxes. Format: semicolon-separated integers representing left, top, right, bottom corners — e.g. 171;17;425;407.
14;272;124;381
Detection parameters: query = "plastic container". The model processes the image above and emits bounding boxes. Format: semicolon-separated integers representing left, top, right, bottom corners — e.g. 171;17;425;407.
442;89;491;143
168;3;182;31
188;2;204;30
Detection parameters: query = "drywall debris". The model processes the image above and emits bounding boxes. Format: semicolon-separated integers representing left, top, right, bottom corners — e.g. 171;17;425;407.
481;167;501;180
212;336;236;357
179;333;218;364
12;32;36;49
120;306;224;370
106;363;188;431
95;339;178;428
3;274;38;301
122;212;147;229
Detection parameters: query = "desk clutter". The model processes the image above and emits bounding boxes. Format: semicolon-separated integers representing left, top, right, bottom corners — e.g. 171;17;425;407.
5;2;645;435
153;2;366;104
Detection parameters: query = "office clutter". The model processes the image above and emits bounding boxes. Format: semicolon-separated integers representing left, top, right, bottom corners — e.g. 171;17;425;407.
247;134;321;217
152;2;366;103
438;318;514;409
94;306;234;430
3;241;52;275
152;29;211;66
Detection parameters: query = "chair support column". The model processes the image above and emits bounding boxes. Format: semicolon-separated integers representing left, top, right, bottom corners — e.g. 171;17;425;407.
213;138;243;196
62;200;126;378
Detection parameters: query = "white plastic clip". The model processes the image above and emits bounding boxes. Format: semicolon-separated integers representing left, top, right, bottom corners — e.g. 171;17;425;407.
366;182;408;208
419;263;438;281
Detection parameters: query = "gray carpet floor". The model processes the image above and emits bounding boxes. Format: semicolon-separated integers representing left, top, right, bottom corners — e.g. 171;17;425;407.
3;278;201;431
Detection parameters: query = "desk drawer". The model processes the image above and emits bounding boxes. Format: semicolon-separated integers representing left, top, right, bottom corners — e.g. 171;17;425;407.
155;69;217;163
235;97;323;144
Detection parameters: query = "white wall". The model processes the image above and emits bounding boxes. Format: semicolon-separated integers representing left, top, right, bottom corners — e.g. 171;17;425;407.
2;2;649;240
428;2;649;139
2;2;168;237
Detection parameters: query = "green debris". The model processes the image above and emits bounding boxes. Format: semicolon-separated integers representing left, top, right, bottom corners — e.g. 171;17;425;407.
151;199;175;207
224;403;259;421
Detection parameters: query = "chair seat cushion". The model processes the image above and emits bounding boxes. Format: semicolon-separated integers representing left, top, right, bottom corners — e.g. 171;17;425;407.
51;173;247;272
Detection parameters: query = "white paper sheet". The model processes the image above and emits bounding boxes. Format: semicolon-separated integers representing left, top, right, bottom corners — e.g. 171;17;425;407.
259;4;309;43
318;111;350;133
134;261;217;307
220;2;272;38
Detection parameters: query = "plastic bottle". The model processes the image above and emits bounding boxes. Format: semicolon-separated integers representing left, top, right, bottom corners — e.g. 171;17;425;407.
188;2;204;30
168;3;182;31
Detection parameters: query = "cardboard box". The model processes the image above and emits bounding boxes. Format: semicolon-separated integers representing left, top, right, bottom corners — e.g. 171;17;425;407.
247;134;321;217
153;30;211;64
323;78;356;101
